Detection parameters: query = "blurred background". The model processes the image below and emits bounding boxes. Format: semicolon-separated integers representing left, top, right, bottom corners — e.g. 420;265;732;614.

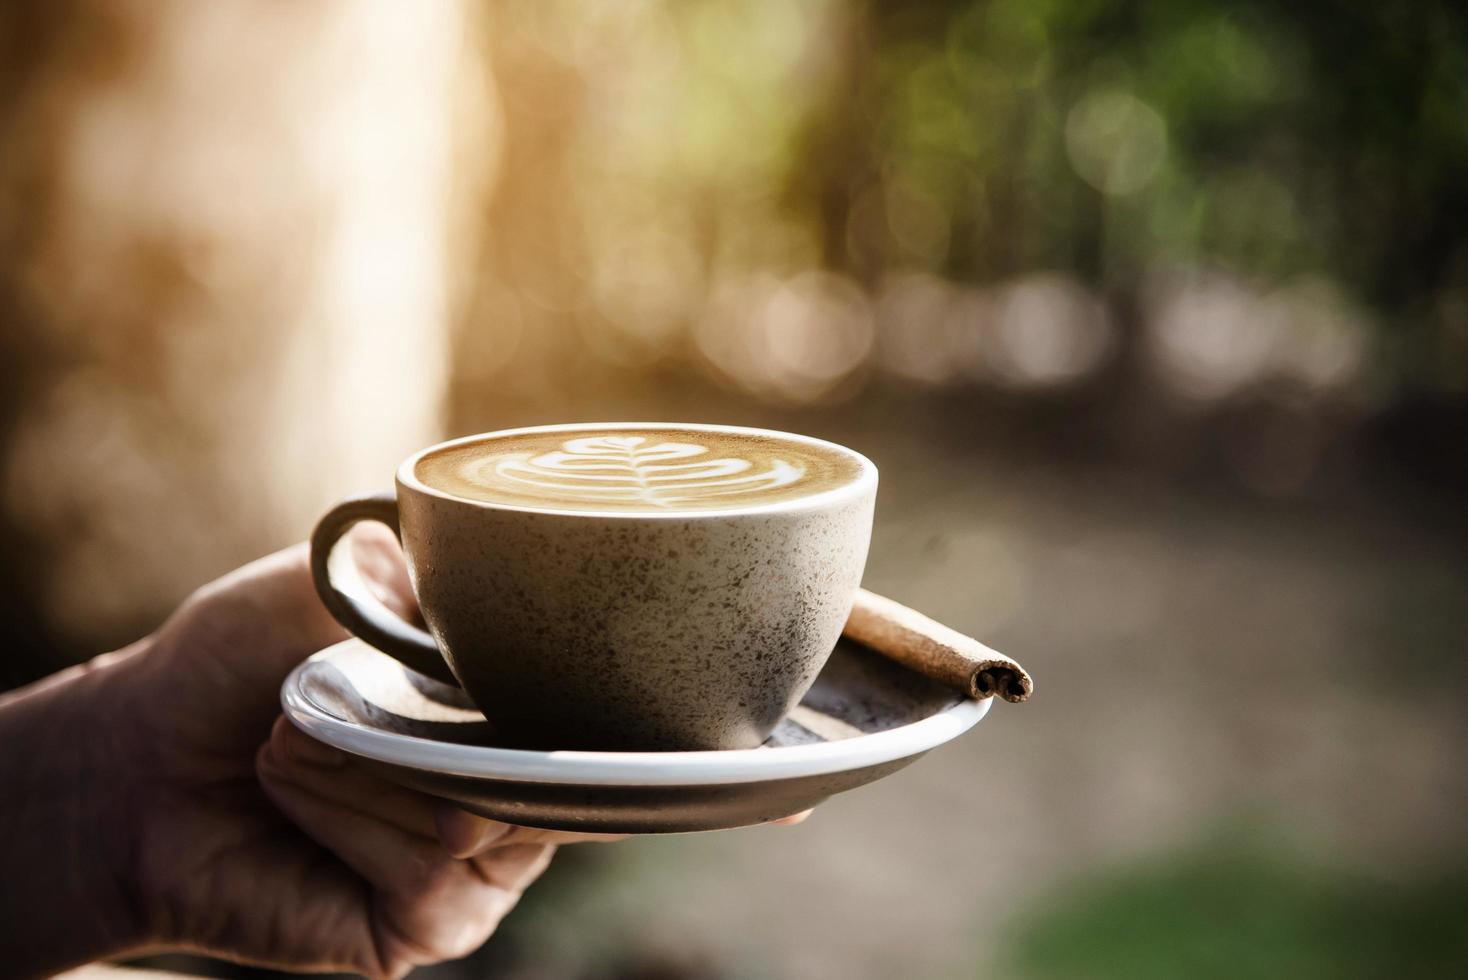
3;0;1466;977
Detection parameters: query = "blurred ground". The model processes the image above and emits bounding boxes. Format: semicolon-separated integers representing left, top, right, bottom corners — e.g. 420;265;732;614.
46;387;1468;980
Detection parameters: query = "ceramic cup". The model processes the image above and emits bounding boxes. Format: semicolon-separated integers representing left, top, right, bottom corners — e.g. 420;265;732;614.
309;423;877;751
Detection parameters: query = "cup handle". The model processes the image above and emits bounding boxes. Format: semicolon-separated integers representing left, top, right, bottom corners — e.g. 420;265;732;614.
309;493;460;687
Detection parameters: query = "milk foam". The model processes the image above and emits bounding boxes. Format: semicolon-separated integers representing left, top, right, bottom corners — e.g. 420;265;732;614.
416;428;861;513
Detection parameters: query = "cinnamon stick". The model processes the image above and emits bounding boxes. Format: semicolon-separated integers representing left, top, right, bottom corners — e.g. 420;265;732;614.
843;589;1033;702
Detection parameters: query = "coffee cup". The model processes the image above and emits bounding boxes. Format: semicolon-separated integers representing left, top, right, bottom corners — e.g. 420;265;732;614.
310;422;877;751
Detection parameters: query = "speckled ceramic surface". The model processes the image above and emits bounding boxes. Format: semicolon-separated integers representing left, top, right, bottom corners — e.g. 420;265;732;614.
311;423;878;752
282;636;989;834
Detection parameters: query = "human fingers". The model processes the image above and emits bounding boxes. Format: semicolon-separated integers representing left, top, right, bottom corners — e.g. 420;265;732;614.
435;803;812;853
435;806;630;854
266;717;440;838
467;841;557;894
346;522;421;624
256;741;531;975
771;809;813;826
271;720;630;855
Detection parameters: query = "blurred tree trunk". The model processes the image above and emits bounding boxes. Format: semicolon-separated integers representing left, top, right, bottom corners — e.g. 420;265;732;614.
0;0;498;669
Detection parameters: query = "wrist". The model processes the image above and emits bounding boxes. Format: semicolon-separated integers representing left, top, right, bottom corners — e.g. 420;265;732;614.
0;640;159;974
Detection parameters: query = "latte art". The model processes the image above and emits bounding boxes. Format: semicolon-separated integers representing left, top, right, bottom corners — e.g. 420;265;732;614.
415;426;864;513
488;435;803;508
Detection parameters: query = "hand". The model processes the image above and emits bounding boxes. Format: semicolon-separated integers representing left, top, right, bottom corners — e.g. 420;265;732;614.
120;532;629;978
0;531;809;978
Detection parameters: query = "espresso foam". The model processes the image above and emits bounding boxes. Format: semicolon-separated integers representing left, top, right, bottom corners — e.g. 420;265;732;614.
415;428;863;513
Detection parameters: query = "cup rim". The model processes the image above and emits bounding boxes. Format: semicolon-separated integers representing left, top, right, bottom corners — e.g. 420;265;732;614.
396;421;878;519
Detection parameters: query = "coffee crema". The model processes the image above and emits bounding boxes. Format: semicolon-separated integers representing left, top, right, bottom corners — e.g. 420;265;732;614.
415;427;864;513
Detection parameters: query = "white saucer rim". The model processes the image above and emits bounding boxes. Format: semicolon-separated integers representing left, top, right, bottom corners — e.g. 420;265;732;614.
281;644;990;787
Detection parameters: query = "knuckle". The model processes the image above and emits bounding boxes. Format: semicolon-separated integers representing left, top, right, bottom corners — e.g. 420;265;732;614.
400;854;462;900
435;902;503;960
376;888;500;968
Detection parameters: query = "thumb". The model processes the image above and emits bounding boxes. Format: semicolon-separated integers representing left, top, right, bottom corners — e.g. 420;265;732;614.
152;532;421;756
341;522;423;627
151;543;347;751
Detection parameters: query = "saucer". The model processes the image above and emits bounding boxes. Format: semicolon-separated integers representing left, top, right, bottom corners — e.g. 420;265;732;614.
281;637;991;834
